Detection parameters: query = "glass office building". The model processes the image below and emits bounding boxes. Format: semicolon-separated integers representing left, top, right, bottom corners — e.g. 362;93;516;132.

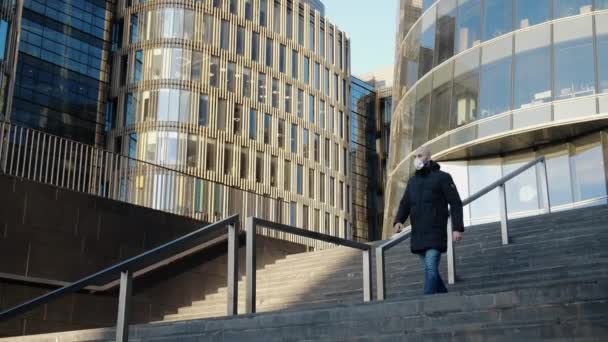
8;0;113;146
386;0;608;238
107;0;353;239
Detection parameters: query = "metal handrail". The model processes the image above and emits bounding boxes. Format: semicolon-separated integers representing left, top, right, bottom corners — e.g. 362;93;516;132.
376;156;550;300
0;214;241;342
244;217;373;314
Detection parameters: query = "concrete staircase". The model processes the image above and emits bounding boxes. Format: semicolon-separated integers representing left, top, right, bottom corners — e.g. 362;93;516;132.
3;205;608;341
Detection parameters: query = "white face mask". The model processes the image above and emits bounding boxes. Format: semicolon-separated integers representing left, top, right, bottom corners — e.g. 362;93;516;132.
414;157;426;170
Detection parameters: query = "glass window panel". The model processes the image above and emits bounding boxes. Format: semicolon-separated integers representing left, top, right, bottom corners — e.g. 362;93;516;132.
264;113;271;144
279;44;286;73
572;136;607;202
292;50;299;79
319;100;325;129
418;6;436;78
285;83;292;113
319;173;325;202
308;94;315;122
249;109;257;140
291;123;297;152
266;38;273;67
273;1;281;33
516;0;550;29
191;52;202;81
297;89;304;117
236;26;245;55
479;36;512;119
554;0;592;19
598;14;608;94
324;68;330;95
179;91;191;123
252;32;259;61
233;103;242;134
221;20;229;49
309;17;315;51
0;20;8;60
309;168;315;198
303;128;309;158
469;158;501;223
241;149;249;179
286;7;293;38
554;16;595;101
217;98;227;130
245;0;253;20
598;0;608;9
434;0;456;66
429;61;453;139
224;145;233;175
278;119;285;148
258;72;266;103
243;67;252;98
256;151;264;182
206;140;216;172
451;48;479;127
412;76;432;150
203;14;213;45
227;62;236;92
482;0;512;41
284;160;291;190
514;25;551;109
210;56;219;87
512;105;551;128
455;0;481;53
320;24;325;57
423;0;436;12
503;153;539;216
296;164;303;194
314;133;320;162
542;144;573;208
272;78;279;108
259;0;267;27
134;50;143;82
314;62;320;90
270;156;278;187
303;56;310;84
298;11;304;45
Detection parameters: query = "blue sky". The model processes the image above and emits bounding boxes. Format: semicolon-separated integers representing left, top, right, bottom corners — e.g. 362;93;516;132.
324;0;398;76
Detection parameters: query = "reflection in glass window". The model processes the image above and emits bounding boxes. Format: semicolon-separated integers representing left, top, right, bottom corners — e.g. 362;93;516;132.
319;172;325;202
328;26;334;64
455;0;481;53
309;16;315;51
297;89;304;117
324;138;330;166
287;6;293;38
227;62;237;92
429;62;453;139
256;151;264;182
142;8;194;41
264;113;272;144
252;32;259;61
324;68;330;95
451;48;479;127
516;0;550;29
308;94;315;123
314;133;320;162
245;0;253;20
423;0;436;12
217;98;227;131
320;23;325;57
479;36;512;118
572;136;607;202
319;100;325;129
296;164;303;195
298;11;304;45
272;78;279;108
279;44;286;72
434;0;456;66
285;83;292;113
243;67;252;97
273;1;281;33
292;50;299;79
221;20;229;49
503;154;539;216
270;156;278;187
206;140;216;172
284;160;291;191
469;158;501;222
544;145;573;207
224;145;233;175
418;6;436;78
187;135;198;168
130;14;138;43
210;56;219;87
192;52;202;81
199;94;209;126
554;0;592;19
598;14;608;94
291;123;297;153
514;25;551;109
237;26;245;55
314;62;320;90
203;14;213;45
260;0;267;27
0;20;8;60
554;16;595;100
258;72;266;104
303;128;309;158
598;0;608;9
266;38;273;67
249;109;257;140
304;56;310;84
241;149;249;179
329;105;334;132
124;93;135;126
134;50;143;82
401;23;421;90
483;0;512;41
413;77;432;150
278;119;285;148
233;103;242;134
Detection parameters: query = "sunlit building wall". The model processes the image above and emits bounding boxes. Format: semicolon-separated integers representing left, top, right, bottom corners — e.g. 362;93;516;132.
385;0;608;238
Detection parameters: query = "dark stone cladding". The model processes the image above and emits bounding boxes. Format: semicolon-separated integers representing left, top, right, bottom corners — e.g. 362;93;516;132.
0;174;305;338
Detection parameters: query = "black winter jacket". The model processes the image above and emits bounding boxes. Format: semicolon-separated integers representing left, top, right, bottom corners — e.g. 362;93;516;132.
394;161;464;254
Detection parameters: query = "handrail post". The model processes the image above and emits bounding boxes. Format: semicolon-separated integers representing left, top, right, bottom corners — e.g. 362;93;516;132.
246;217;256;314
498;184;510;245
362;249;372;302
538;159;551;214
227;221;238;316
375;247;385;301
447;218;456;285
116;270;132;342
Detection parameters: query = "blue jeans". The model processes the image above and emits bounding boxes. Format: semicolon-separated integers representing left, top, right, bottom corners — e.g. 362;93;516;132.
418;249;448;295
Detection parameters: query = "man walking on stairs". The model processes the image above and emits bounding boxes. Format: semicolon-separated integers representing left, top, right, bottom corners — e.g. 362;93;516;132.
393;147;464;295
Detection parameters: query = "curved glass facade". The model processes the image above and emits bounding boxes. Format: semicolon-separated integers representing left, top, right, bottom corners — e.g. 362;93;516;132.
109;0;352;240
385;1;608;238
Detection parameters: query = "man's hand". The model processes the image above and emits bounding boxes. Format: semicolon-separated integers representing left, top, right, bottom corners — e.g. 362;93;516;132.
393;223;403;234
453;231;463;242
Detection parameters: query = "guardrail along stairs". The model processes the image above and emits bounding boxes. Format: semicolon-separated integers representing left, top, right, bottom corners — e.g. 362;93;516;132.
3;204;607;341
